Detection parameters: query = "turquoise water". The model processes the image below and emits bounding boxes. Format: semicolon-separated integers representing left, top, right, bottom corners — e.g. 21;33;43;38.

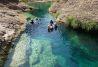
4;2;98;67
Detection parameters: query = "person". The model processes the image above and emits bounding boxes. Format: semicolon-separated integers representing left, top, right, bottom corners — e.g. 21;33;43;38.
50;20;54;25
30;20;34;24
48;23;53;32
34;18;40;24
54;23;58;30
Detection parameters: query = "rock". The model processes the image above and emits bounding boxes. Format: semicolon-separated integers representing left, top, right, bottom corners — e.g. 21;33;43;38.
50;0;98;22
6;2;34;11
0;3;26;54
0;2;26;67
49;0;98;31
49;0;67;13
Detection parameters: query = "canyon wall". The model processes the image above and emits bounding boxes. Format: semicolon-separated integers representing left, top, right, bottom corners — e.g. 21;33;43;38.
49;0;98;31
0;3;26;66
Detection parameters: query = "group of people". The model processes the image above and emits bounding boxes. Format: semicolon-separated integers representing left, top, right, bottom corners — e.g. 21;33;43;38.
30;18;40;24
26;17;40;24
27;17;58;32
48;20;58;32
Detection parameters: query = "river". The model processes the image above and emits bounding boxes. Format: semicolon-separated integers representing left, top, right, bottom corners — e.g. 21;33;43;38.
4;2;98;67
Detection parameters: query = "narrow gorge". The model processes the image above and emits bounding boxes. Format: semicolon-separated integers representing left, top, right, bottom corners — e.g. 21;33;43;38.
0;0;98;67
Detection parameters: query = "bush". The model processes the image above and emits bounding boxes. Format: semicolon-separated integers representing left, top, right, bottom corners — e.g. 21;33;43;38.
66;16;80;29
66;16;98;31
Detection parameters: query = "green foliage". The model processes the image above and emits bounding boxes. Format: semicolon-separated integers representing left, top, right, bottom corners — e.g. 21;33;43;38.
66;16;98;31
66;16;80;29
81;20;98;31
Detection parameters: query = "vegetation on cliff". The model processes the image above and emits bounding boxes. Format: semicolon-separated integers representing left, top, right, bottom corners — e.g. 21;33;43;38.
66;16;98;31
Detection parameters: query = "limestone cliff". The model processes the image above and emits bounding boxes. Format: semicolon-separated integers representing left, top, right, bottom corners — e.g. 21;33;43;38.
49;0;98;31
0;3;26;66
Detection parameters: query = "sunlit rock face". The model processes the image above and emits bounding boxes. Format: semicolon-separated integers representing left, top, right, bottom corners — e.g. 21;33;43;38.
50;0;98;22
49;0;68;13
0;4;26;54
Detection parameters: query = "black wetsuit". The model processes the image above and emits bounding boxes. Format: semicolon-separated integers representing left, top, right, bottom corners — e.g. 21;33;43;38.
30;20;34;24
54;24;58;30
48;24;53;32
50;20;54;25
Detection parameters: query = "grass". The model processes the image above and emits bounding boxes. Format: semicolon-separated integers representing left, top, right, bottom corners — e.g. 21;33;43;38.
66;16;80;28
66;16;98;31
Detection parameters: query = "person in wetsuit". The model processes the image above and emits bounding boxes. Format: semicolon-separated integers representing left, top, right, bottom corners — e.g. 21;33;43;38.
50;20;54;25
48;23;53;32
54;23;58;30
30;20;34;24
47;20;54;32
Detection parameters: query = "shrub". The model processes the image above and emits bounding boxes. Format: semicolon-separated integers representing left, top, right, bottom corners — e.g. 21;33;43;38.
81;20;98;31
66;16;80;29
66;16;98;31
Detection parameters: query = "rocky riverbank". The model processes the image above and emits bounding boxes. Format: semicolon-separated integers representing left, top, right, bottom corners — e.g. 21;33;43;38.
49;0;98;31
0;3;26;66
